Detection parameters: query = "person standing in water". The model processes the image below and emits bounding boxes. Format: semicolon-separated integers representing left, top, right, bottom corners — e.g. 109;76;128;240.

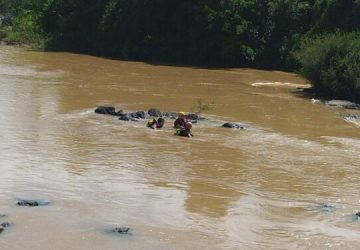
177;121;193;137
174;112;187;129
147;117;165;129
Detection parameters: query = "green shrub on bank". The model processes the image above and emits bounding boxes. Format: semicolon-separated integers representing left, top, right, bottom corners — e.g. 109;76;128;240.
294;32;360;102
0;0;46;47
4;9;44;46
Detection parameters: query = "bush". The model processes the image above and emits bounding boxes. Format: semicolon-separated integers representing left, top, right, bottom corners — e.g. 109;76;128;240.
294;32;360;102
4;9;44;45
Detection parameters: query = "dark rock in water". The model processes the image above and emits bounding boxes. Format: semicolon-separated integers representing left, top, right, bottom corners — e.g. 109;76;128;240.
94;106;125;117
148;108;162;117
105;227;131;235
325;100;360;110
17;200;38;206
17;199;50;207
1;222;10;228
95;106;117;115
119;115;139;122
130;111;146;119
0;222;10;234
185;113;199;120
113;227;130;234
115;110;125;116
162;111;178;119
222;122;244;129
312;203;338;212
356;212;360;217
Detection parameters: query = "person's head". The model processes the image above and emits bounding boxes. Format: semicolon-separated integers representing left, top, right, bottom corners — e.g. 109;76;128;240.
157;118;165;128
185;121;192;130
178;112;185;118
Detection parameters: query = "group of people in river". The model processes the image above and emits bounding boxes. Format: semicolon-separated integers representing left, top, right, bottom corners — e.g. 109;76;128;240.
147;112;193;137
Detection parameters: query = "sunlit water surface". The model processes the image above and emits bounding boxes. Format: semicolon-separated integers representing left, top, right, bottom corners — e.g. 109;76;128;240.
0;46;359;249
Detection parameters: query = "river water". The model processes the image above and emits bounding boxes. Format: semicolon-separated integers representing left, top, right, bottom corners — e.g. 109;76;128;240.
0;46;359;249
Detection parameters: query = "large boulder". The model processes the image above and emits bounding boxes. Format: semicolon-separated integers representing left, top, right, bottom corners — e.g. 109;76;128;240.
130;111;146;119
325;100;360;109
95;106;125;116
222;122;244;129
95;106;117;115
148;108;162;117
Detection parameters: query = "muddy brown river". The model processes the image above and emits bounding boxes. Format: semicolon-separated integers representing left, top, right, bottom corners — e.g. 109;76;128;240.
0;46;359;249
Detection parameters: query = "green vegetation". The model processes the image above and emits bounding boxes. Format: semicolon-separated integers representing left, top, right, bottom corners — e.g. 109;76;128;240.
0;0;360;101
0;0;45;46
194;98;215;114
294;32;360;102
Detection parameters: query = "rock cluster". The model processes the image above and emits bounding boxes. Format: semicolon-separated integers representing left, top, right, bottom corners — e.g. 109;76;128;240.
95;106;245;129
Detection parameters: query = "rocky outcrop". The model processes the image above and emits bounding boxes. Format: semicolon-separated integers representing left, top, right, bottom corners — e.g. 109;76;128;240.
95;106;149;121
222;122;244;129
325;100;360;110
94;106;124;116
148;108;162;117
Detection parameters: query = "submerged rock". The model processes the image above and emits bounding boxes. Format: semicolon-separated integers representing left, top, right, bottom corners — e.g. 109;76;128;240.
148;108;162;117
311;203;338;213
105;227;131;235
95;106;125;116
162;111;177;119
113;227;131;234
325;100;360;110
0;213;5;218
185;113;199;121
17;199;50;207
119;115;139;122
222;122;244;129
130;111;146;119
1;222;10;228
0;222;10;234
356;212;360;218
95;106;117;115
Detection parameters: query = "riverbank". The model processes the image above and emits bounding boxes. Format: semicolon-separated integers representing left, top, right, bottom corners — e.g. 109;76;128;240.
1;1;360;103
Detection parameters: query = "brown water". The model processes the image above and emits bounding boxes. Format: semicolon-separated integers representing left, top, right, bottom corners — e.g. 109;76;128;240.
0;45;359;249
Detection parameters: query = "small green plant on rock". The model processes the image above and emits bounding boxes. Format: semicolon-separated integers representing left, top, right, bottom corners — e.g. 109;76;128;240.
194;98;215;114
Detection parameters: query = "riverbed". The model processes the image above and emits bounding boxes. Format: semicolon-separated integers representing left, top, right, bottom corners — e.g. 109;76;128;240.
0;45;359;249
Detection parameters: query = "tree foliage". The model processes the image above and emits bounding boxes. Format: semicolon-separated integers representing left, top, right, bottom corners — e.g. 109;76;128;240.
294;32;360;101
2;0;360;101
